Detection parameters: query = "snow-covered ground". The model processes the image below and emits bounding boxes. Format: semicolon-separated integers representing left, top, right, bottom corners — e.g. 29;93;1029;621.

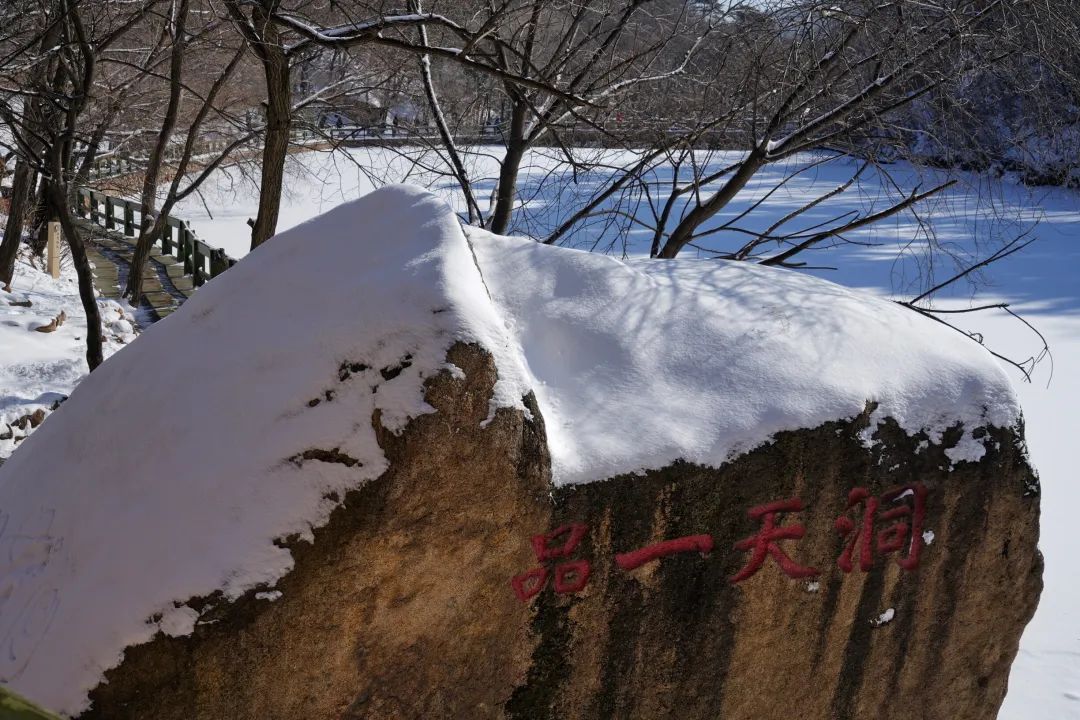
0;146;1076;715
0;250;137;460
997;312;1080;718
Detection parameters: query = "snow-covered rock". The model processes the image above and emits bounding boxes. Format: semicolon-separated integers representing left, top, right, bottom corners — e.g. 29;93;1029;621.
0;185;1039;718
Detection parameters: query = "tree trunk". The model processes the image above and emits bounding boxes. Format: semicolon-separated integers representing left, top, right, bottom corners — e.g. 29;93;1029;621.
656;150;767;259
47;182;103;370
7;16;63;271
249;7;291;250
35;203;57;260
71;109;117;192
0;159;33;286
28;171;49;256
126;0;189;303
488;100;528;235
125;218;157;305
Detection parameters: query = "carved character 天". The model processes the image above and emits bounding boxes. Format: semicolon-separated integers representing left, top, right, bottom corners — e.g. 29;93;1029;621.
730;498;819;583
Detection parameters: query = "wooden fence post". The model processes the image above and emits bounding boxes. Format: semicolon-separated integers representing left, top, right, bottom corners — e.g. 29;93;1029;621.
210;248;229;278
105;197;115;230
46;222;61;279
193;241;207;286
182;227;194;276
124;202;135;237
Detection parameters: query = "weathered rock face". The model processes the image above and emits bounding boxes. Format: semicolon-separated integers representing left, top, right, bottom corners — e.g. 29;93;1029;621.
82;343;1041;720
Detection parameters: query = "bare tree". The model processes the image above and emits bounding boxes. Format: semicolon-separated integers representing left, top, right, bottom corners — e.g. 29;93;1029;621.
0;1;62;286
0;0;160;368
120;0;257;302
522;0;1029;269
0;0;1062;376
269;1;623;232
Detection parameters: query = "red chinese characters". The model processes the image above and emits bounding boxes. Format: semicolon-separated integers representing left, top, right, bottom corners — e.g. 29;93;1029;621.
730;498;819;583
835;483;929;572
511;484;932;601
511;523;591;602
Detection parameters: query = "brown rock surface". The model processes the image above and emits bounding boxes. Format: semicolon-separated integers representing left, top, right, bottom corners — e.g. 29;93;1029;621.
81;343;1041;720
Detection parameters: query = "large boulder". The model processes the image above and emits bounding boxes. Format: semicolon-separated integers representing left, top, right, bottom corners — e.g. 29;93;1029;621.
0;186;1041;719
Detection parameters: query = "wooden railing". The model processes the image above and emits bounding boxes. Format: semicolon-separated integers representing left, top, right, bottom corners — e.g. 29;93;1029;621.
74;188;236;287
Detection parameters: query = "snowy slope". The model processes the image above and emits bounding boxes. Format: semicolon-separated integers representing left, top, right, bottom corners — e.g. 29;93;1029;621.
0;185;525;715
467;227;1018;484
993;311;1080;719
0;185;1021;715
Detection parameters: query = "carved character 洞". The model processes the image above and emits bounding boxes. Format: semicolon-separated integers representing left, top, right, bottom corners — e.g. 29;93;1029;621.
835;483;929;572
